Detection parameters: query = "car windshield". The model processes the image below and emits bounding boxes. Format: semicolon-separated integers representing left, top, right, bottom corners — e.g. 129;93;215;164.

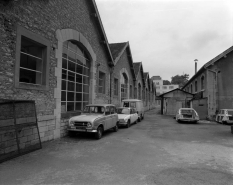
180;109;195;114
117;108;130;114
83;106;105;114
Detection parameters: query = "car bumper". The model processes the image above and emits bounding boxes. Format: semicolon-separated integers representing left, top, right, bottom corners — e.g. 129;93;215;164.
118;121;127;126
67;127;97;133
179;119;199;122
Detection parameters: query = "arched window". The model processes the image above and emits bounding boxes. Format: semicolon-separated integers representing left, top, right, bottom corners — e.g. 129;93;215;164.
61;40;90;112
134;87;137;98
201;76;205;90
138;83;141;100
121;73;128;100
190;84;193;93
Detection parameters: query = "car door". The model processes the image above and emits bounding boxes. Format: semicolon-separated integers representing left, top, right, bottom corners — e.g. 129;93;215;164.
110;106;117;128
132;108;138;123
104;106;112;130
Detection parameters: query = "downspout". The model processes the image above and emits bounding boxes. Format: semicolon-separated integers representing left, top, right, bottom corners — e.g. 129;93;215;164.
204;67;218;119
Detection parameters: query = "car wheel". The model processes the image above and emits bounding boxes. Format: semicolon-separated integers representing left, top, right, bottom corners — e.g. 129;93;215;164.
126;120;130;128
95;126;103;139
135;119;138;124
138;117;141;122
113;123;118;132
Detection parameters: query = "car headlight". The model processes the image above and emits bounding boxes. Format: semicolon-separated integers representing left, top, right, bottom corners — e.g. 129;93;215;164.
87;122;92;128
69;120;74;126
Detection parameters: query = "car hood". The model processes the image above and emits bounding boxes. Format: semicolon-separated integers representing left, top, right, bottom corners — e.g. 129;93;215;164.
70;114;103;123
118;114;130;120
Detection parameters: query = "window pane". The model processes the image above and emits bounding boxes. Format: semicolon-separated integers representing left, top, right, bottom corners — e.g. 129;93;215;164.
68;61;75;72
83;67;89;76
68;50;76;62
67;92;74;101
83;93;89;101
62;47;68;58
68;81;75;91
76;93;82;101
83;76;89;85
76;54;84;65
83;85;89;93
19;68;42;84
75;102;82;111
76;83;82;92
62;69;67;80
61;91;66;101
68;41;77;52
76;64;82;74
62;58;67;69
68;71;75;82
21;36;43;58
20;53;42;72
76;73;82;83
62;80;66;90
67;102;74;111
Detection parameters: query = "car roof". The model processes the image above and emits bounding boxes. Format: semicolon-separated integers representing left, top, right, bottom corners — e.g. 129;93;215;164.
86;104;115;107
179;108;194;110
122;99;141;102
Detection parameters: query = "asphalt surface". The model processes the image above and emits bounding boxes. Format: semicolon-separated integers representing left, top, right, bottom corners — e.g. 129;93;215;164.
0;109;233;185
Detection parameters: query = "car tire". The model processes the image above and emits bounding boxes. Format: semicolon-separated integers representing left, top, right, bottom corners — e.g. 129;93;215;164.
95;126;103;139
113;123;118;132
126;120;130;128
138;117;141;122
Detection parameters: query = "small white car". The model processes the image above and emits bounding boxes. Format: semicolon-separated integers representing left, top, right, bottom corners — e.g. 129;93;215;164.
68;104;119;139
175;108;199;123
117;107;138;128
216;109;233;125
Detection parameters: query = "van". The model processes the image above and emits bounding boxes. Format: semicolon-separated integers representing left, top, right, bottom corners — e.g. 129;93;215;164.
122;99;144;121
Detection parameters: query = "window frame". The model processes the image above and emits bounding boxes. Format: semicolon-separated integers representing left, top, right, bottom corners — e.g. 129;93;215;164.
15;25;50;91
98;71;106;94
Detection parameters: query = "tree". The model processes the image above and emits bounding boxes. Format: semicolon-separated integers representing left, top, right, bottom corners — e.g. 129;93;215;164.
171;74;189;88
163;80;171;85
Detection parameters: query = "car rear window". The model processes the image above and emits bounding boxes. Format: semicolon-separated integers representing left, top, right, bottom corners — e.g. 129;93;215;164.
227;110;233;115
180;109;194;114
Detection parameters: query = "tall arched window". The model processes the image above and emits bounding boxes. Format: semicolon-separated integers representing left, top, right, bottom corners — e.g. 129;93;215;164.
61;40;90;112
201;76;205;90
121;73;128;100
138;83;141;100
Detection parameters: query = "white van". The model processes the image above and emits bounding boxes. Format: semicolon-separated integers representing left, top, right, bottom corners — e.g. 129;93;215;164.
122;99;144;122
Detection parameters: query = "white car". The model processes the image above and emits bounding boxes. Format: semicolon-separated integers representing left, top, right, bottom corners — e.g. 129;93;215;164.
117;107;138;128
216;109;233;125
68;104;119;139
175;108;199;123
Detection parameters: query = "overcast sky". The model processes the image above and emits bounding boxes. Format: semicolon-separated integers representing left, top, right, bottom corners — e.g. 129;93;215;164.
95;0;233;81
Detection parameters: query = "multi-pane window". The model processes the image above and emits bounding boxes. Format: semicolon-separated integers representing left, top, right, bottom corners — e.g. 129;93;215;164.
20;36;44;85
61;40;90;112
114;78;118;96
99;71;105;94
121;73;128;100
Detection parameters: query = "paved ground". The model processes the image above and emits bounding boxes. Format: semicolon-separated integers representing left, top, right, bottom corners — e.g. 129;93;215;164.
0;109;233;185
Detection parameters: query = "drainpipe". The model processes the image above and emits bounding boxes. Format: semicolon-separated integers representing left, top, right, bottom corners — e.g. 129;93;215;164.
204;67;219;119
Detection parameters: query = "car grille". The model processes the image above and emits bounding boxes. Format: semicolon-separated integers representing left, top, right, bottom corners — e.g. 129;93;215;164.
74;122;88;128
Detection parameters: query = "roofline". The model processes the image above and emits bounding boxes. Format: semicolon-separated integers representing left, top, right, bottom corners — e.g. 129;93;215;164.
91;0;114;67
182;45;233;89
159;88;194;97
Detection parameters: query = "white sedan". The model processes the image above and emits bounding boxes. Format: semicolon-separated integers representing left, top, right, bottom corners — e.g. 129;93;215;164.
175;108;199;123
116;107;138;128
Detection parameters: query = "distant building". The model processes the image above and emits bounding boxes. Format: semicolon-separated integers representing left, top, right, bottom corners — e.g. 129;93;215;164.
151;76;179;106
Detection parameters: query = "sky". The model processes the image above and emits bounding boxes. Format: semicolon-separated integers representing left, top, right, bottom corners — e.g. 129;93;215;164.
95;0;233;81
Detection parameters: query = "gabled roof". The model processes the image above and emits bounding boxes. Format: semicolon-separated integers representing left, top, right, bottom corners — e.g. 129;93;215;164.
90;0;114;67
109;42;136;81
109;42;127;61
133;62;145;87
182;45;233;89
159;88;193;97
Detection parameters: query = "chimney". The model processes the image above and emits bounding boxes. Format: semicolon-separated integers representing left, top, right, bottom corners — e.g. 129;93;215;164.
194;59;198;74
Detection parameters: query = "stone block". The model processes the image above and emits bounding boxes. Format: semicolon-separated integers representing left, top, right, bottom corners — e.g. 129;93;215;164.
38;121;47;127
46;119;56;126
39;126;48;133
27;134;35;141
48;125;55;131
0;119;14;127
41;136;49;142
37;115;55;122
24;128;33;136
44;130;53;137
19;143;25;149
2;131;16;142
19;136;27;143
39;132;45;138
5;145;17;154
6;139;17;147
31;139;39;145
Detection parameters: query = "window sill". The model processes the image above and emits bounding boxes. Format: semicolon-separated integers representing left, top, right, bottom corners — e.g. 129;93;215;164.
16;83;49;91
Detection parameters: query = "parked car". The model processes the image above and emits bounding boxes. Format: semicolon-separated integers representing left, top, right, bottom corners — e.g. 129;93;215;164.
122;99;144;122
175;108;199;123
216;109;233;125
68;104;119;139
116;107;138;128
